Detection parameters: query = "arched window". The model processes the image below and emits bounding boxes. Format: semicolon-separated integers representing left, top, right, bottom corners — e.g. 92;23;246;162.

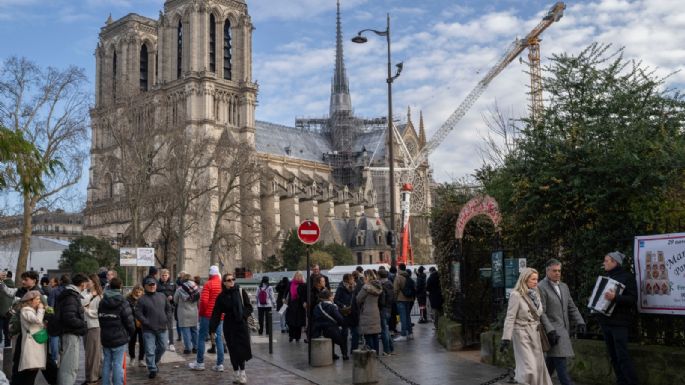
223;20;232;80
140;44;148;91
177;20;183;79
209;14;216;73
112;51;117;100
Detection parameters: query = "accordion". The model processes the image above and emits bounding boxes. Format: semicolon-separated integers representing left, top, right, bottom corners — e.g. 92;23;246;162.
588;276;625;316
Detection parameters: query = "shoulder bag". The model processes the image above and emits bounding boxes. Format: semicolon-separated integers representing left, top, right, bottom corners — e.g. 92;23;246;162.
523;294;551;352
239;288;259;332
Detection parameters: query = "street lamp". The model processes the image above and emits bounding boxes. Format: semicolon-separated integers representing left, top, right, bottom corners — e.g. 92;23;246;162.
352;13;403;267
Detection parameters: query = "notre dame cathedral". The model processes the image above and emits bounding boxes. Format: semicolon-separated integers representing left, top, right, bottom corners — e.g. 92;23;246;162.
84;0;432;276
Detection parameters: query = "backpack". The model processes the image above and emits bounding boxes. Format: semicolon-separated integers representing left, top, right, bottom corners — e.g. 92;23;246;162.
379;281;395;309
258;287;268;305
402;276;416;298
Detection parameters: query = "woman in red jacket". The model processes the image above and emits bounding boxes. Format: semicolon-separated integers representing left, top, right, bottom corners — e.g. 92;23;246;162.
188;265;225;372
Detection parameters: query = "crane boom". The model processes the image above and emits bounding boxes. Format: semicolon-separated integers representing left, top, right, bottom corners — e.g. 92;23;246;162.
411;2;566;167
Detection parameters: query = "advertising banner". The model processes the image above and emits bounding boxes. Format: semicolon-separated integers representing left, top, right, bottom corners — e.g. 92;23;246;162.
634;232;685;315
119;248;137;267
136;247;155;267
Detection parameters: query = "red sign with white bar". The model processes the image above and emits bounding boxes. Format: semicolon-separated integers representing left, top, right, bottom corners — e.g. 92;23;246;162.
297;220;320;245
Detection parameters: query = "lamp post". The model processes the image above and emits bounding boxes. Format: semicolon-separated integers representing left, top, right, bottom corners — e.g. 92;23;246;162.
352;13;402;267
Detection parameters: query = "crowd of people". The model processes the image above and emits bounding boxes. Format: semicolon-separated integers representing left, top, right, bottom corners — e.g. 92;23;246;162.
0;262;444;385
0;264;256;385
277;263;443;361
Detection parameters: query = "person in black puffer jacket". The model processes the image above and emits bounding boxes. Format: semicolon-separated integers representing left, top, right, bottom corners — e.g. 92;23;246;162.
55;273;89;385
314;289;348;360
99;277;135;385
596;252;638;385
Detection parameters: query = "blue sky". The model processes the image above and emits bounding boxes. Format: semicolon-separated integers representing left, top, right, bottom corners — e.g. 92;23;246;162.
1;0;684;211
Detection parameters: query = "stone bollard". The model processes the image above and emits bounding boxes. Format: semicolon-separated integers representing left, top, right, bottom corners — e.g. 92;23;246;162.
310;338;333;367
352;349;378;385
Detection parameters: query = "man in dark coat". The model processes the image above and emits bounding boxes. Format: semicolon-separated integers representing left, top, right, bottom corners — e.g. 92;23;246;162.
313;289;348;360
539;259;585;385
55;273;89;385
137;277;171;379
99;277;135;385
426;267;443;329
416;266;428;323
597;251;638;385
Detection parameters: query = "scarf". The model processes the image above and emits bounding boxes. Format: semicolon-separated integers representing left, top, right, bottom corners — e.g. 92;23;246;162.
289;280;301;301
527;288;540;309
224;285;244;321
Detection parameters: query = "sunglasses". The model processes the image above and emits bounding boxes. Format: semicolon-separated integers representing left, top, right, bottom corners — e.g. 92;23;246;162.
224;278;235;282
145;283;156;286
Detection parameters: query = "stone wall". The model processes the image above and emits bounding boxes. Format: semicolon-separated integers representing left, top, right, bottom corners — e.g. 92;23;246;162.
481;331;685;385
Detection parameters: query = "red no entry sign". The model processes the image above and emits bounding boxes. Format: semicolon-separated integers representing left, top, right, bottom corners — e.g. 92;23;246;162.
297;220;320;245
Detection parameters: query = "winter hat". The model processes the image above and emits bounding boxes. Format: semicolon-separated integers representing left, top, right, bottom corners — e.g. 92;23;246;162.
20;290;41;302
607;251;625;266
209;265;220;276
143;277;157;286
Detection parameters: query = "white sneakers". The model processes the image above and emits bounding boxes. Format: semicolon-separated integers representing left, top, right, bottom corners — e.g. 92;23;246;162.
393;335;407;342
212;364;224;372
239;370;247;384
138;359;147;367
188;361;205;370
233;370;240;384
168;344;176;352
408;333;414;340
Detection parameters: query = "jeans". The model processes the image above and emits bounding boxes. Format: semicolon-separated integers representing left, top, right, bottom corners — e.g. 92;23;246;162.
143;330;168;373
546;356;573;385
380;309;394;353
102;344;127;385
196;316;224;365
180;326;198;351
397;301;413;336
57;334;80;385
600;324;638;385
49;335;60;364
364;334;380;354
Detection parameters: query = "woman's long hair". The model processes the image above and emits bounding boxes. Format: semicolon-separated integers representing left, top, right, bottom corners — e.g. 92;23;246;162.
260;275;270;287
88;273;103;297
514;267;539;297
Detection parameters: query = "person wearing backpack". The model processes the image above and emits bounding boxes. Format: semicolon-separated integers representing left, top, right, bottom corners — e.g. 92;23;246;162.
98;277;135;385
174;274;200;354
393;263;415;341
256;276;276;335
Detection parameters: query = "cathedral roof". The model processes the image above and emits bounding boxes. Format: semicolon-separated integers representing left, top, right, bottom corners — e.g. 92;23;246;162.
255;121;332;162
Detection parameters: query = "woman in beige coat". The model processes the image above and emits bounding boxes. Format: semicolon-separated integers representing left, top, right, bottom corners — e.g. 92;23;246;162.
18;290;46;383
82;274;103;384
501;268;552;385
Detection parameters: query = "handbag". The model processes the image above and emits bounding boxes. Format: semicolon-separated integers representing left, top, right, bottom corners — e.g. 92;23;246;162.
31;328;49;344
523;294;551;352
239;288;259;332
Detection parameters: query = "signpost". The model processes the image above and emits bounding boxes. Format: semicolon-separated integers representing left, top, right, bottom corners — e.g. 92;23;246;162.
297;220;320;366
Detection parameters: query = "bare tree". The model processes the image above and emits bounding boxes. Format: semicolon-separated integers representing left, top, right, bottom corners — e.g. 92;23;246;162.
208;131;263;268
478;102;521;167
158;128;216;272
0;57;89;274
102;97;165;248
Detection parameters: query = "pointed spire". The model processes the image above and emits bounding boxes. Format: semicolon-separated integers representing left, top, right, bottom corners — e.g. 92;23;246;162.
106;13;113;25
329;0;352;117
419;110;426;148
407;106;412;124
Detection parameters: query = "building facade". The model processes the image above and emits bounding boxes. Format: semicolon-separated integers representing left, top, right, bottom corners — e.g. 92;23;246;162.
84;0;431;276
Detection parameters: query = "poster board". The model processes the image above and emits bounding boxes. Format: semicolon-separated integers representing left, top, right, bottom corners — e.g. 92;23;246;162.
492;251;504;288
136;247;155;267
504;258;527;298
634;233;685;315
119;248;137;267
